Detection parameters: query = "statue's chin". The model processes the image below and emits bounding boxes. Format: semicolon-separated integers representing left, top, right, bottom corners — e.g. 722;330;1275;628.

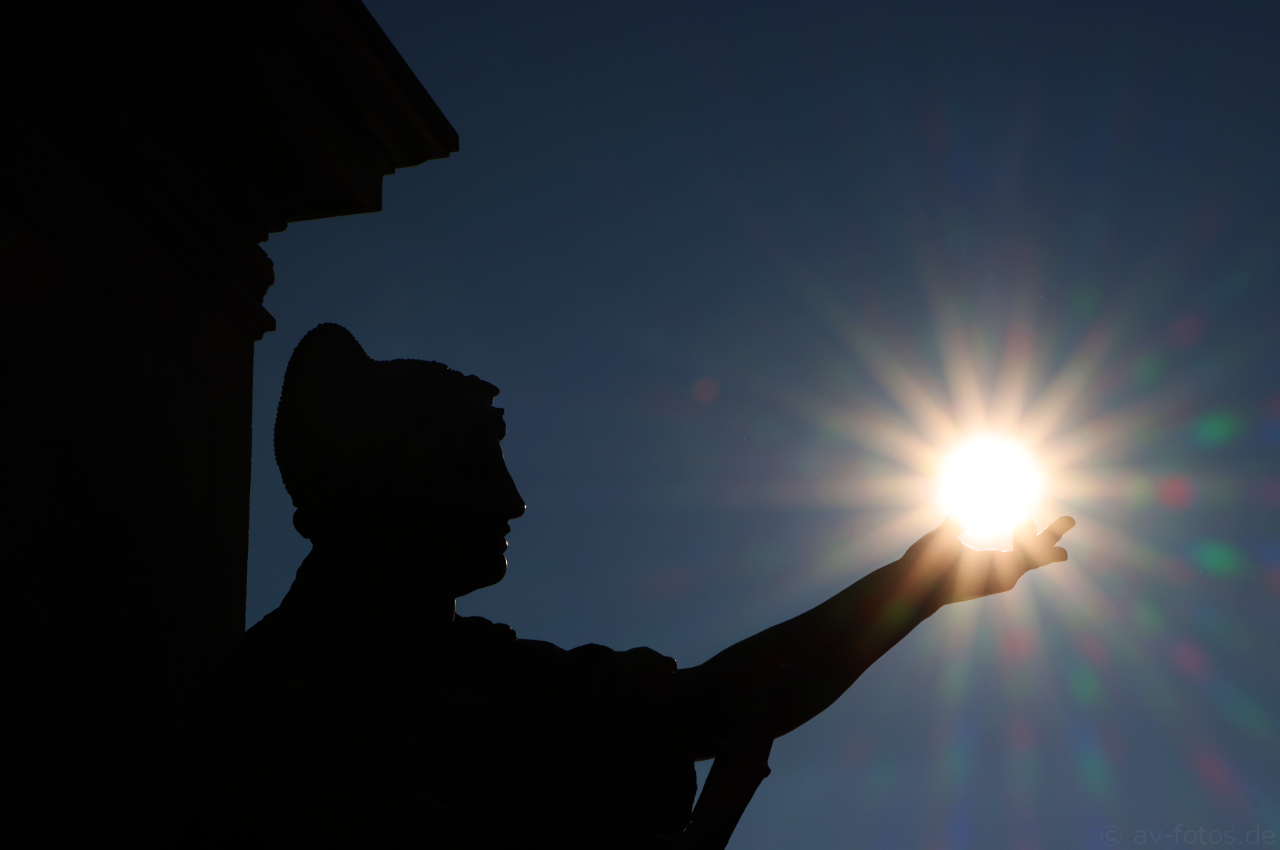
454;558;507;598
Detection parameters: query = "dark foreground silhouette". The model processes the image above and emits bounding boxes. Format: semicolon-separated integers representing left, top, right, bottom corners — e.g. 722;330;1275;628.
151;324;1075;849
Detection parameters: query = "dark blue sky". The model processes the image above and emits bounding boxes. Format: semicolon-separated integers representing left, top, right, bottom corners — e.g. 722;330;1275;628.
248;2;1278;847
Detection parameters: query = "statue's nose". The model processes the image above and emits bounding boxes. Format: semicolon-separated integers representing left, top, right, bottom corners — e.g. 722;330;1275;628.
503;473;526;520
507;489;527;520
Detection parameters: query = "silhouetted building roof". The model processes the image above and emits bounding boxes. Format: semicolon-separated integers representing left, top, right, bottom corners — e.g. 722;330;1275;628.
8;0;457;338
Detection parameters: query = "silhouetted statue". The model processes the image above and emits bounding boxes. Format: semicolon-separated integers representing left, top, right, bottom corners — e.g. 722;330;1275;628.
152;324;1074;849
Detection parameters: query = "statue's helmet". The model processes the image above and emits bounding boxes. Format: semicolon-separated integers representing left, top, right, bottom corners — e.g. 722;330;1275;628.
274;323;503;524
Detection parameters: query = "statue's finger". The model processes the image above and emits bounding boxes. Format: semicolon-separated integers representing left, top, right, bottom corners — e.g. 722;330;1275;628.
1037;516;1076;546
1024;546;1068;571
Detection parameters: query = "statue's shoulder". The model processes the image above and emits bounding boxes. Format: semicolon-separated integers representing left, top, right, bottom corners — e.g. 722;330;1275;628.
234;597;361;669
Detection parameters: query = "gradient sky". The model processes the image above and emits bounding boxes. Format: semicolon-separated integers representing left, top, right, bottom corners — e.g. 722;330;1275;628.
247;2;1279;847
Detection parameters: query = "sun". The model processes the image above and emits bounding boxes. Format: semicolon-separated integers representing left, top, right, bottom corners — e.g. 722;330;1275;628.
937;435;1043;545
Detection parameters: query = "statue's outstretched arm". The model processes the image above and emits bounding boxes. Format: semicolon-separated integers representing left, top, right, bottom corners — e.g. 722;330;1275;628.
673;516;1075;760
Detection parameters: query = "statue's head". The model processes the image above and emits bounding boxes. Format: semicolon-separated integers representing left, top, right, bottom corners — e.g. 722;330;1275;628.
274;324;525;597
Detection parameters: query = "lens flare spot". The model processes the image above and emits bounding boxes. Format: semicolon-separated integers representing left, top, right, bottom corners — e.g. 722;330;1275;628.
1069;663;1103;708
1157;476;1194;509
1193;410;1243;446
1130;352;1163;387
1171;640;1208;677
937;435;1042;542
1193;747;1244;808
1193;540;1244;576
1170;313;1202;345
1072;735;1113;797
1132;601;1165;634
692;378;719;403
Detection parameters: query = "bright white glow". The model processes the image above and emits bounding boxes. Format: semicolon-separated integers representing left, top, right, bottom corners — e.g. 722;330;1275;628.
937;435;1042;540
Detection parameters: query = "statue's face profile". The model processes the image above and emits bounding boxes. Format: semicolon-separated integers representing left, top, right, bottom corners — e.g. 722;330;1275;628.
412;419;526;597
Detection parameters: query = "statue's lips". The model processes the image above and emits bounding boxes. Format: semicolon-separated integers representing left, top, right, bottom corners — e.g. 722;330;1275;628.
483;524;512;550
434;520;513;554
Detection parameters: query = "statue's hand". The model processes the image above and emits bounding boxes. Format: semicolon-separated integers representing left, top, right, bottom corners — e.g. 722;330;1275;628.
897;515;1076;606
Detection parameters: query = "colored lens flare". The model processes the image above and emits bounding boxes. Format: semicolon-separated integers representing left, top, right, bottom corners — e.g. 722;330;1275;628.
937;435;1042;542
